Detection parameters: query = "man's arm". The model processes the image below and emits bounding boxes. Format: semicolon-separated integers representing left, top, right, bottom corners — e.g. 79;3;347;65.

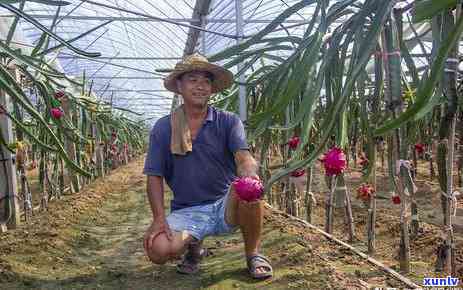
144;175;172;251
147;175;166;220
234;150;259;178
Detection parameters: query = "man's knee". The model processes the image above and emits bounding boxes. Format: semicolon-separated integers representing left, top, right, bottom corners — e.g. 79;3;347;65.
146;232;190;264
238;199;263;213
226;195;264;227
146;233;171;264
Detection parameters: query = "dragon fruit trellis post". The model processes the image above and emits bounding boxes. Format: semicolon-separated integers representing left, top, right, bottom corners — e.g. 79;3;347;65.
320;147;354;240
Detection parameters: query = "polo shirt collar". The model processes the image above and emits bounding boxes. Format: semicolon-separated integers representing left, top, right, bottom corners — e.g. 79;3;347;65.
205;106;214;122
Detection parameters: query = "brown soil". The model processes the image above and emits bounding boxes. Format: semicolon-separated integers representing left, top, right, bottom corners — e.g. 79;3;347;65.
269;158;463;287
0;156;461;289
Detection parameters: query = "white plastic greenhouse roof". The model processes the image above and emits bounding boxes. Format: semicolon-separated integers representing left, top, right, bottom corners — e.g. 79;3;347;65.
0;0;328;121
1;0;432;122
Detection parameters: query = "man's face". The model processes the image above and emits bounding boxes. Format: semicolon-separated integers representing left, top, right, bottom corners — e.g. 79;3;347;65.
177;71;213;108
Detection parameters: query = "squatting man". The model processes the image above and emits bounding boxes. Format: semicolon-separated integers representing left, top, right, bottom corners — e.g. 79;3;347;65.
142;54;273;279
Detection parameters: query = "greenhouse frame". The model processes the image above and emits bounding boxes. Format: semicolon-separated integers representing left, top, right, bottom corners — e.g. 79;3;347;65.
0;0;462;288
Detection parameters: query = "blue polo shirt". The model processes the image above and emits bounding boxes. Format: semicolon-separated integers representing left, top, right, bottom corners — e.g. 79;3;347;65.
143;106;248;211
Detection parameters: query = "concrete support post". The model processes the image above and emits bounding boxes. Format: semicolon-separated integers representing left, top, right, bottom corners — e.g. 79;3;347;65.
61;97;80;193
93;123;105;178
0;64;20;230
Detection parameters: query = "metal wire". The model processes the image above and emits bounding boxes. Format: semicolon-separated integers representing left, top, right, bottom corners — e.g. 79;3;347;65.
75;0;239;39
246;0;265;21
24;22;179;70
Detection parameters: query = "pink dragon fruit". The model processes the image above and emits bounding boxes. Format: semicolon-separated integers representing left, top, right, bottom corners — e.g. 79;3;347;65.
54;90;65;99
232;177;263;202
287;136;300;150
290;169;305;177
50;108;64;119
359;156;369;167
320;147;346;176
414;143;425;154
356;183;374;201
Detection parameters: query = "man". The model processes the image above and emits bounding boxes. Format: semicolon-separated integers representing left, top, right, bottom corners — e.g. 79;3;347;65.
143;54;273;279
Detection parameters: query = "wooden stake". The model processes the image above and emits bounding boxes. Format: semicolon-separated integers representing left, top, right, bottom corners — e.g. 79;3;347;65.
410;144;420;238
367;195;377;254
458;114;463;188
443;118;456;275
410;194;420;238
343;179;355;242
305;166;313;223
59;157;65;196
430;140;436;178
367;141;377;254
398;164;412;274
325;175;336;234
334;175;355;241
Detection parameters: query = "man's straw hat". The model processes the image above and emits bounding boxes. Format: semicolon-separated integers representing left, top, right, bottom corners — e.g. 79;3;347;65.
164;53;234;94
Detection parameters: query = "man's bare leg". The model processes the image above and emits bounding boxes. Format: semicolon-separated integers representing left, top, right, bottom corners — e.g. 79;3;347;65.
238;199;263;257
225;190;267;275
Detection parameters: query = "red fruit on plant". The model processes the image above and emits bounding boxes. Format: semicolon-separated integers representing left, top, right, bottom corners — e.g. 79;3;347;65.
356;183;374;201
287;136;300;150
50;108;64;119
290;169;305;177
320;147;346;176
54;91;65;99
359;157;369;167
414;143;425;154
392;195;401;204
232;177;263;202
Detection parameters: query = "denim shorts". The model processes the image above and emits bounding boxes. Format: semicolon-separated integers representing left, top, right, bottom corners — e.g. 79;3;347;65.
166;193;238;240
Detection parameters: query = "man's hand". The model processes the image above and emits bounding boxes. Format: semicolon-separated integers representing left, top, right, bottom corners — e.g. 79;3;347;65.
143;219;173;253
234;150;259;179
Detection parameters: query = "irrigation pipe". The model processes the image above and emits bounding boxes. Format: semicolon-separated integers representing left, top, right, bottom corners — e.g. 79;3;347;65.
265;203;422;289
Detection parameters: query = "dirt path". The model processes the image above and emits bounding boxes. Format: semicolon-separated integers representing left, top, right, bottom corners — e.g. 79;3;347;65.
0;157;441;289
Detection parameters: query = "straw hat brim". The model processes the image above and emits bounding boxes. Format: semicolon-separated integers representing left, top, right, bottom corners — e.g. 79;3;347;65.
164;62;234;94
